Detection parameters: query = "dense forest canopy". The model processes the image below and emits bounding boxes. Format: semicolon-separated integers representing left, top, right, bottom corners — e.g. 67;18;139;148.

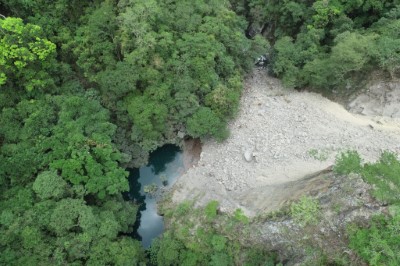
1;0;400;265
230;0;400;90
0;0;266;264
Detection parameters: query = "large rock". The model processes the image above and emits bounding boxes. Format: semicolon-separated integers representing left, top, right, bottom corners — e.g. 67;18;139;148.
244;150;253;162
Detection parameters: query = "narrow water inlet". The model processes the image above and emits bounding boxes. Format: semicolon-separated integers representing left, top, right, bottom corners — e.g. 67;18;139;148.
125;145;184;248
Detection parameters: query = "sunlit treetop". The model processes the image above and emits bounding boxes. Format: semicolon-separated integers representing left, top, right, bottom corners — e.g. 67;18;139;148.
0;17;56;91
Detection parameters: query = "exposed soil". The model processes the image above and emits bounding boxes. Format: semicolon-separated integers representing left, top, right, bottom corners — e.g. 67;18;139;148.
172;69;400;216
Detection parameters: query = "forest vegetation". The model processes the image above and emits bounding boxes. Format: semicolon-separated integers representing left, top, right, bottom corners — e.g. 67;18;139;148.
1;0;400;265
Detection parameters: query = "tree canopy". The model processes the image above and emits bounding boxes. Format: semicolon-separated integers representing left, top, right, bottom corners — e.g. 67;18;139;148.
231;0;400;91
0;17;57;92
0;0;266;264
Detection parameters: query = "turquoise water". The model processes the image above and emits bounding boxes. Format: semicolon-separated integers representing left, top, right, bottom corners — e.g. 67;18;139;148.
126;145;184;248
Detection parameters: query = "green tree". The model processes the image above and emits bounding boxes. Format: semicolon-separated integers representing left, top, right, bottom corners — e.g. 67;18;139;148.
73;0;119;79
0;17;56;91
272;36;302;88
333;150;362;175
187;107;228;141
205;84;240;119
127;94;169;142
361;151;400;204
350;213;400;266
32;171;69;200
290;196;320;226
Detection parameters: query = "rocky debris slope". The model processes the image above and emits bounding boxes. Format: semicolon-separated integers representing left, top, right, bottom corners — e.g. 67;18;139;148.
172;69;400;216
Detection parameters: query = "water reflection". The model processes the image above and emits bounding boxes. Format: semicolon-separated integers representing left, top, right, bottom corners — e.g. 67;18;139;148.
126;145;183;248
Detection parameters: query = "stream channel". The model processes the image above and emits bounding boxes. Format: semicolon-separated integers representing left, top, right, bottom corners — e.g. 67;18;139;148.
126;145;184;248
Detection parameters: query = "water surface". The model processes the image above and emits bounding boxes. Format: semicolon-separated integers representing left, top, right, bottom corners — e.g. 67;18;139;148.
126;145;183;248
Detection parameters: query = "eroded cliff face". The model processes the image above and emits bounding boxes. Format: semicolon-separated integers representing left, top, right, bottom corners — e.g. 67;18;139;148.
172;69;400;216
349;72;400;119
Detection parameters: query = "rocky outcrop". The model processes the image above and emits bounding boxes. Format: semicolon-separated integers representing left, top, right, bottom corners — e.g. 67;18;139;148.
349;76;400;118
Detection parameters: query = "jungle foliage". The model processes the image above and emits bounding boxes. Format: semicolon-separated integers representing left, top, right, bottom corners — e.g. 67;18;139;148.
231;0;400;90
0;0;266;264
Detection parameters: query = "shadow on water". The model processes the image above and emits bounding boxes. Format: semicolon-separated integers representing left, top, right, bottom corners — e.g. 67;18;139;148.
124;145;183;248
149;145;180;175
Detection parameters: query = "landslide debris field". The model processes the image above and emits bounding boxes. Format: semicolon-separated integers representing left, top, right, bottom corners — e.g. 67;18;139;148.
173;69;400;216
